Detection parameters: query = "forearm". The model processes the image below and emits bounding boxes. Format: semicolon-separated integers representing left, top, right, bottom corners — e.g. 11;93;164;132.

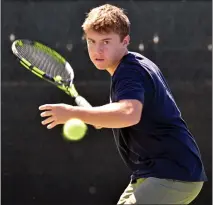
71;102;138;128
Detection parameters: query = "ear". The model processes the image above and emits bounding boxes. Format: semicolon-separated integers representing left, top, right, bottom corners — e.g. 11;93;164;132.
123;35;130;46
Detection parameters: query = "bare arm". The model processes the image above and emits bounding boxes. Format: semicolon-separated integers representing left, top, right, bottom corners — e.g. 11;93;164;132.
72;99;143;128
39;99;143;129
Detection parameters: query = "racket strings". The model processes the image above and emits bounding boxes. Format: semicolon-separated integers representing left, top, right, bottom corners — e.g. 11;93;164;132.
16;44;71;80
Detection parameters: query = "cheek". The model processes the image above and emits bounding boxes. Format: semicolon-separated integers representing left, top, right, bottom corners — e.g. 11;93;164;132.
87;47;94;58
106;47;120;58
105;46;116;56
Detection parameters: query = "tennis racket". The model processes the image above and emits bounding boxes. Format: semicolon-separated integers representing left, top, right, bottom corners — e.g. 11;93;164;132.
11;39;92;107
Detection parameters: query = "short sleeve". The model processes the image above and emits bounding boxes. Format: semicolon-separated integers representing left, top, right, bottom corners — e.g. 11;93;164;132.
113;66;145;104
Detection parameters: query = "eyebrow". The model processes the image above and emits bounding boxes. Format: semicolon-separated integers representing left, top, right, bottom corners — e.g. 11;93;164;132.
87;38;112;41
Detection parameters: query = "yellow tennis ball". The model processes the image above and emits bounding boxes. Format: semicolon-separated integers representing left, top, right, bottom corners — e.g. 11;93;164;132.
55;75;62;82
63;118;87;141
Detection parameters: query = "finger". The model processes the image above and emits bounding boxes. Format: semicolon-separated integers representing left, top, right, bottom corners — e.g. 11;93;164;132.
41;117;55;125
47;122;57;129
40;111;53;118
39;104;54;111
95;126;102;129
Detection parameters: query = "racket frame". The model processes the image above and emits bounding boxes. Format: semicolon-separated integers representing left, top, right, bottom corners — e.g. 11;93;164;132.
12;40;79;98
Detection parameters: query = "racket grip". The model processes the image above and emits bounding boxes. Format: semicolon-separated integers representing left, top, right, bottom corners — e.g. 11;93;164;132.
75;96;92;107
75;96;102;130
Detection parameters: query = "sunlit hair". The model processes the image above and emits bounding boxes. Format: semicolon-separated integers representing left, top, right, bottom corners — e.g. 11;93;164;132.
82;4;130;41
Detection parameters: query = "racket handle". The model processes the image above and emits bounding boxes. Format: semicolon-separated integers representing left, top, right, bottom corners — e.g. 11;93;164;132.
75;96;102;130
75;96;92;107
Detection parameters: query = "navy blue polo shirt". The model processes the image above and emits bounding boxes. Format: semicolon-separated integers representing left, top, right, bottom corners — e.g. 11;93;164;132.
110;51;207;182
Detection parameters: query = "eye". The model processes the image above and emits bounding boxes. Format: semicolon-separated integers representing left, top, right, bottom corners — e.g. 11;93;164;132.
87;39;95;44
103;40;109;45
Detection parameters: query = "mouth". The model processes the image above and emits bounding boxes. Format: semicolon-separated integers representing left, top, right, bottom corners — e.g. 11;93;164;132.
95;58;104;62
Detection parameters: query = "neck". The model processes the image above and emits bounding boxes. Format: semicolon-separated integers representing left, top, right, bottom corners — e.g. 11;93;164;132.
107;49;128;76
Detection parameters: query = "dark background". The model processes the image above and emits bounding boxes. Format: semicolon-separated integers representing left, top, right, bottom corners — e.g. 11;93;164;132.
2;0;212;204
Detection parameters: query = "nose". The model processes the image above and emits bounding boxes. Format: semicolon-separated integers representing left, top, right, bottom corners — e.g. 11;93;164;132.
95;44;104;54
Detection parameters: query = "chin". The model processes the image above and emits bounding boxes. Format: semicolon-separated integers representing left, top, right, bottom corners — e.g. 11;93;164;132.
94;64;106;70
97;67;106;70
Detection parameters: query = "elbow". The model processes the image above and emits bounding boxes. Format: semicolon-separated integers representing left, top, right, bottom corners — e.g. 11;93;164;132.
124;108;141;126
119;99;143;127
129;113;141;126
134;115;141;125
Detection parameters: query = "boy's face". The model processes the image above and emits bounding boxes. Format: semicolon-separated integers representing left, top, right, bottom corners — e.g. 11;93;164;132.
85;29;129;72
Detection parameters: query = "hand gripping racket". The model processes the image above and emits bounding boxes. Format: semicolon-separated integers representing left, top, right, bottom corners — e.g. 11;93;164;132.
11;39;92;107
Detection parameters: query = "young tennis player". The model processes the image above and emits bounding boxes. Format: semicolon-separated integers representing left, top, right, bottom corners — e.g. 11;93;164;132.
39;4;207;204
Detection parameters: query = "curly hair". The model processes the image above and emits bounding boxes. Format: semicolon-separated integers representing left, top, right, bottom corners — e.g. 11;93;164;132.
82;4;130;41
